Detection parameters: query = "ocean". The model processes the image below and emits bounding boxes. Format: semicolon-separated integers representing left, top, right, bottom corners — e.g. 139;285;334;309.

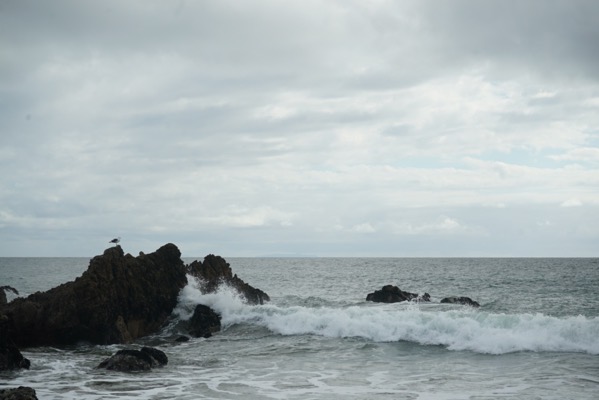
1;256;598;399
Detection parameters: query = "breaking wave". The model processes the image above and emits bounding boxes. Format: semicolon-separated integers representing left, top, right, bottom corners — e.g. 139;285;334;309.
175;276;599;355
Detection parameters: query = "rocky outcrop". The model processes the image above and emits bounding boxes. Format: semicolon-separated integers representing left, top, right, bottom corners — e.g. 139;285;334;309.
440;297;480;307
0;387;38;400
188;254;270;305
366;285;430;303
0;314;30;371
188;304;221;338
97;347;168;372
3;244;188;347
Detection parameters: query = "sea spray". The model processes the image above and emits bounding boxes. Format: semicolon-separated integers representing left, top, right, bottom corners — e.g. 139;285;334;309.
173;274;248;321
173;279;599;355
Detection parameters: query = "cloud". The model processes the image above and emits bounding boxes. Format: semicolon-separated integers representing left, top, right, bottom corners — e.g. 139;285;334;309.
561;199;583;208
389;216;479;236
204;206;295;228
416;0;599;81
550;148;599;164
0;0;598;256
350;223;376;234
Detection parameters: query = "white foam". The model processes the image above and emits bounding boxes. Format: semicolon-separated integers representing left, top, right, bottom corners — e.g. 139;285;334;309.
172;276;599;355
173;275;248;321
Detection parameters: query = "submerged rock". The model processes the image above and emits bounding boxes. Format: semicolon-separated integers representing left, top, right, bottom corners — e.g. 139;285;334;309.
97;347;168;372
366;285;429;303
440;296;480;307
0;315;30;371
4;244;188;347
0;386;38;400
188;254;270;305
188;304;221;338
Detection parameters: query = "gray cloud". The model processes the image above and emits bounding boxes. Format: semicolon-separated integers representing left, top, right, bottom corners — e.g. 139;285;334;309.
0;0;598;256
419;0;599;79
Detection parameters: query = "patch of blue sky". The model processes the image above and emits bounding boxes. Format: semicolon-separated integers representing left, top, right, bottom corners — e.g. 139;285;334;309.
587;134;599;147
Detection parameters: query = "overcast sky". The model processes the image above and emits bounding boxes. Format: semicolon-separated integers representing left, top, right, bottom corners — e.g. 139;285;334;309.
1;0;598;257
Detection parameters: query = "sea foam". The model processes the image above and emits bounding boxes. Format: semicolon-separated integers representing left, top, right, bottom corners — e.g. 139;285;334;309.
174;276;599;355
173;274;248;321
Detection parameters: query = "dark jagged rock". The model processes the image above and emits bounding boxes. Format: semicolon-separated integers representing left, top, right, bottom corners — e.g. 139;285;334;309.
188;304;221;338
0;386;38;400
440;296;480;307
1;286;19;306
366;285;429;303
4;244;188;347
419;292;431;302
0;315;30;371
188;254;270;305
97;346;168;372
175;335;190;342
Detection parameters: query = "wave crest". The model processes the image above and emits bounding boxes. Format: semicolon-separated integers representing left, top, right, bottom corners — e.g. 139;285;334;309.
174;277;599;355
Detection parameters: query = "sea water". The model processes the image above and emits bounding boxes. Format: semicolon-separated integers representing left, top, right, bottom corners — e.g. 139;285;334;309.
1;257;598;399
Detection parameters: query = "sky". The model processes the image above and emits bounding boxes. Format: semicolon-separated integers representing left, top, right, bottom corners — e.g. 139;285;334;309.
1;0;598;257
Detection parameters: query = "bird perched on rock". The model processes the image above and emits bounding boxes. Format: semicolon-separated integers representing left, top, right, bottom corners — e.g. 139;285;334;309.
109;237;121;245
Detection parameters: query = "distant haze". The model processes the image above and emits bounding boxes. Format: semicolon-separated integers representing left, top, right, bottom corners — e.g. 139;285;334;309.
1;0;598;257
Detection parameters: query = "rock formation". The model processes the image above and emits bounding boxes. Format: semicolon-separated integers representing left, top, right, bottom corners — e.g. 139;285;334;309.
0;386;38;400
366;285;430;303
188;254;270;304
3;244;187;347
1;245;270;348
97;347;168;372
440;296;480;307
188;304;221;338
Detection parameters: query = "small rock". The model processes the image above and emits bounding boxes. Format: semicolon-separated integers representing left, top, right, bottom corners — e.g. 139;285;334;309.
418;293;431;302
97;347;168;372
440;296;480;307
366;285;424;303
0;386;38;400
188;304;221;338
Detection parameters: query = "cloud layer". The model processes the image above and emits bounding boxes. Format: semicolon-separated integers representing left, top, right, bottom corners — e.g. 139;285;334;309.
1;0;598;256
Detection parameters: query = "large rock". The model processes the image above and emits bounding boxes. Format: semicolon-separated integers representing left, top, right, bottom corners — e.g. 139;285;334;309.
188;254;270;305
188;304;221;338
97;347;168;372
366;285;430;303
3;244;188;347
440;296;480;307
0;387;37;400
0;315;30;371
